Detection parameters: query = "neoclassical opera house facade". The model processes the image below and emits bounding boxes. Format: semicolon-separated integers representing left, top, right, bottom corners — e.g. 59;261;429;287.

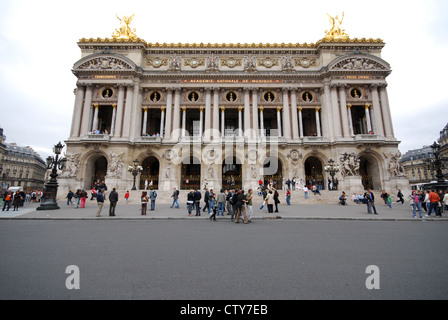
60;17;409;195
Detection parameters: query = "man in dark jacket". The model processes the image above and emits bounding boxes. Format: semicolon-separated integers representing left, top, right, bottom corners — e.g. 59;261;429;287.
193;189;202;216
109;188;119;216
96;189;105;217
234;189;248;224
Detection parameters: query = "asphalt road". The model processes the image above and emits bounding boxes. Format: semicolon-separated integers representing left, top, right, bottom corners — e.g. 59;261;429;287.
0;219;447;300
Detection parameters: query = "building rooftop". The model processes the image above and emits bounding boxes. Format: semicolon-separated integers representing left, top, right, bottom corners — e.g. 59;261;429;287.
402;146;434;162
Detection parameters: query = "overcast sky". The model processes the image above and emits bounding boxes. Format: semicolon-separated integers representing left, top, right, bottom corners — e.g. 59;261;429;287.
0;0;447;159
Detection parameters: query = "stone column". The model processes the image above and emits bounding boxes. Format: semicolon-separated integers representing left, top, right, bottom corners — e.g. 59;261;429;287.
371;85;385;136
164;88;173;140
244;89;251;139
220;107;225;137
338;84;350;138
365;104;373;133
199;107;204;138
322;83;335;140
92;104;100;131
70;85;85;138
330;84;342;138
204;89;212;141
213;88;220;139
238;107;243;137
298;107;304;138
160;107;166;138
181;107;187;137
110;104;117;136
142;107;148;136
131;84;142;141
282;89;291;140
276;107;282;137
259;107;264;137
347;105;354;136
172;88;181;141
122;84;134;138
379;84;394;138
80;84;93;135
291;89;299;140
114;84;126;138
252;89;259;140
315;107;322;137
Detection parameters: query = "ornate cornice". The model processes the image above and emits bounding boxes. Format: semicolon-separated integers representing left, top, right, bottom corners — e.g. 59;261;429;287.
78;37;384;49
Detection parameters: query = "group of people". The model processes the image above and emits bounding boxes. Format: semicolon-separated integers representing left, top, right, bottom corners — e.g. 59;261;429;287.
409;189;447;219
183;188;254;224
1;189;44;212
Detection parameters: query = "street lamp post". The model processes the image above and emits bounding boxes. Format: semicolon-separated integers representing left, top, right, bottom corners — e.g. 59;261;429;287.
324;159;340;191
128;159;143;191
37;142;67;211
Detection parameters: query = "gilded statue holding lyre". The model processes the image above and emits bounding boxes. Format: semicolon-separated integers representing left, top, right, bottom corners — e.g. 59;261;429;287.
112;14;138;40
325;12;349;40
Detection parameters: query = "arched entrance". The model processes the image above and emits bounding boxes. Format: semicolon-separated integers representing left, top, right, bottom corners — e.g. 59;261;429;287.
140;156;160;190
263;157;283;189
305;156;324;190
359;155;381;190
181;156;201;190
222;157;242;190
85;155;108;189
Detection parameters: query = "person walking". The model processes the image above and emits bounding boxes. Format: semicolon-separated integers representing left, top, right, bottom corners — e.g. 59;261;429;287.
170;187;180;209
124;191;130;204
411;190;424;219
245;189;254;222
109;188;118;216
303;186;309;199
141;191;149;215
266;190;274;213
273;188;280;212
66;190;74;205
226;189;234;216
286;189;291;205
203;188;210;213
96;189;105;217
426;189;441;217
74;189;81;208
365;189;378;215
216;189;226;216
80;189;87;208
234;189;248;224
187;189;195;216
193;189;202;216
396;189;404;205
2;191;12;211
443;191;448;213
209;192;218;221
149;188;157;211
12;191;22;211
386;192;393;209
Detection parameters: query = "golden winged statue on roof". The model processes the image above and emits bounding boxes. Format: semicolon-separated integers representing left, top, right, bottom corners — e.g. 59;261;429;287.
112;14;138;40
324;12;349;40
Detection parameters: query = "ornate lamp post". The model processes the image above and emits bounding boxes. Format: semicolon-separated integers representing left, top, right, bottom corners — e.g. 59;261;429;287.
423;142;448;192
324;159;340;191
37;142;67;211
128;159;143;190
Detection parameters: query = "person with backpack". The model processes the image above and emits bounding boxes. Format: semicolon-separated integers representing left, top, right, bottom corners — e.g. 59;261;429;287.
234;189;248;224
96;189;105;217
170;187;180;209
149;188;157;211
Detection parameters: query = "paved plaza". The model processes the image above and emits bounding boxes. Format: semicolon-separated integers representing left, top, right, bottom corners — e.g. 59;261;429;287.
1;195;447;221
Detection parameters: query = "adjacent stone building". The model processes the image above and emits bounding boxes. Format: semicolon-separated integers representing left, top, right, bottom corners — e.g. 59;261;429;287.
61;21;409;194
0;128;47;192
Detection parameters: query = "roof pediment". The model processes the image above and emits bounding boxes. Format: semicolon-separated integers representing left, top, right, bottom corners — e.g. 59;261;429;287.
73;53;137;73
327;52;390;73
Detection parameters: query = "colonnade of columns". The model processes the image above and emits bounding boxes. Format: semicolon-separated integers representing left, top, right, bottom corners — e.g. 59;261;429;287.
70;83;395;142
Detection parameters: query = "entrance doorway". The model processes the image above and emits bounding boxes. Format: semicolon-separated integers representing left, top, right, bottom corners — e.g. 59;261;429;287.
85;155;108;189
140;156;160;190
222;157;242;190
304;156;324;190
263;157;283;189
181;156;201;190
359;155;381;190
